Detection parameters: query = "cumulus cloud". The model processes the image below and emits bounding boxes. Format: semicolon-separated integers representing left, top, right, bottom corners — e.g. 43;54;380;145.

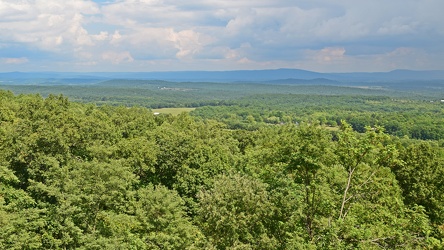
0;0;443;71
377;17;418;35
168;29;213;59
102;51;134;64
296;46;439;72
311;47;346;63
92;31;109;41
0;0;100;52
1;57;29;64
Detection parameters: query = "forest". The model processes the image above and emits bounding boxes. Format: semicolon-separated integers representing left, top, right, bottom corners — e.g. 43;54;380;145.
0;77;443;249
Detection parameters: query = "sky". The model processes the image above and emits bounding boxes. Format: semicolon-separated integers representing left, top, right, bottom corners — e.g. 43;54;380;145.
0;0;443;72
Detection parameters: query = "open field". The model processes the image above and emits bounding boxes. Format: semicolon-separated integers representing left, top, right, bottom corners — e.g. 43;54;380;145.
152;107;196;115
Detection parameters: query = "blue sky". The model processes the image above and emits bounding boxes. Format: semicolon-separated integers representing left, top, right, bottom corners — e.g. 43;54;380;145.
0;0;443;72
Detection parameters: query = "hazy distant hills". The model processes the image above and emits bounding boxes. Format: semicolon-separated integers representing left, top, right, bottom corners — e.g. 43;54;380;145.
1;68;444;84
262;78;340;85
330;69;444;82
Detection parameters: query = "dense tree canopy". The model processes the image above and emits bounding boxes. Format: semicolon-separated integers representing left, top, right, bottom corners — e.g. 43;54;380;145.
0;90;443;249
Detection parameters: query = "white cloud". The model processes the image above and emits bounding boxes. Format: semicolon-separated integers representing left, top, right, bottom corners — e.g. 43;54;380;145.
1;57;29;64
0;0;99;51
92;31;109;41
296;46;440;72
102;51;134;64
110;31;122;45
40;35;64;49
76;61;98;66
312;47;346;63
168;29;212;59
377;17;418;35
0;0;443;71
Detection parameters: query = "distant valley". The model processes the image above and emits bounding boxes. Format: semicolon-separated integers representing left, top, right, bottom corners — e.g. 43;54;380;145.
2;68;444;84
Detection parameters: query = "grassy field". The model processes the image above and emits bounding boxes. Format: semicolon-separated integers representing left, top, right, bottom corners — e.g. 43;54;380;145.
152;107;196;115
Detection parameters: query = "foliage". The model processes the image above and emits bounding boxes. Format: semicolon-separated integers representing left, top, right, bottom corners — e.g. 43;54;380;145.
196;173;277;249
0;89;443;249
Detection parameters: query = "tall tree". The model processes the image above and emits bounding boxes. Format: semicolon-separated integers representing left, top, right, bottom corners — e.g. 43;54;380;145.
196;173;277;249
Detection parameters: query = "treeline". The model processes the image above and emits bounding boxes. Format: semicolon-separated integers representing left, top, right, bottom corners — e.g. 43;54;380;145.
0;79;431;109
1;90;443;249
191;94;444;141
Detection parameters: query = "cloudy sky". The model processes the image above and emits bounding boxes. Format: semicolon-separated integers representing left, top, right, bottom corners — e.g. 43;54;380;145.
1;0;443;72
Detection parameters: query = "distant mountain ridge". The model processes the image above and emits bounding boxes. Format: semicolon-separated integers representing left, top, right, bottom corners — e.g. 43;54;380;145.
262;78;340;85
1;69;444;84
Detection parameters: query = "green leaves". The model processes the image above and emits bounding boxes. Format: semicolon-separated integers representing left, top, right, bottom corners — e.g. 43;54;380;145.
393;142;444;224
134;185;205;249
0;90;443;249
197;173;277;249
